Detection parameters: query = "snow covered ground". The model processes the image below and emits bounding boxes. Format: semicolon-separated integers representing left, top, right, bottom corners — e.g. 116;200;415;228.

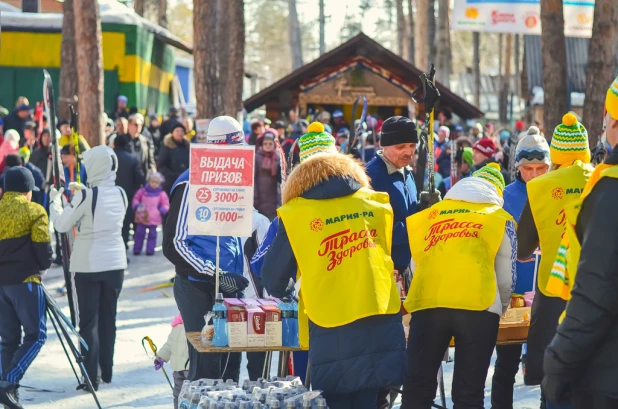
19;236;542;408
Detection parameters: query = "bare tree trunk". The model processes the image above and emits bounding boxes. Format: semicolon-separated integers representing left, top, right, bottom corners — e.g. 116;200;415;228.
158;0;167;28
194;0;219;119
74;0;104;146
319;0;326;55
288;0;303;70
500;34;512;124
583;0;618;146
407;0;415;64
435;0;451;85
427;0;437;66
415;0;428;70
222;0;245;117
396;0;407;58
514;34;521;97
541;0;568;134
473;32;481;108
217;0;228;115
59;0;78;121
134;0;144;16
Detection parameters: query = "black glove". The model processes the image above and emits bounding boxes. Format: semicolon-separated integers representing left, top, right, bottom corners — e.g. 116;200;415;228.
419;189;442;211
542;375;572;405
219;273;249;295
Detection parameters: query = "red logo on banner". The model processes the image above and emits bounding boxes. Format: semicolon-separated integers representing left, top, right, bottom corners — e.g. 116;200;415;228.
491;10;516;25
196;187;212;203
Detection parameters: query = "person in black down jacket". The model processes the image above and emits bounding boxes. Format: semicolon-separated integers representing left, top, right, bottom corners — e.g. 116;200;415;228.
157;123;190;196
114;134;145;249
543;81;618;409
262;123;406;409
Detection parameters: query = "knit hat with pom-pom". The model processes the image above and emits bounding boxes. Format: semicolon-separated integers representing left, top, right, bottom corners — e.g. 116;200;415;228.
550;112;591;165
472;163;505;196
606;76;618;120
515;126;550;167
298;122;337;162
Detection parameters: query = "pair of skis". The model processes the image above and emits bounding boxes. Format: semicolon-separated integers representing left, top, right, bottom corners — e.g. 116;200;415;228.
412;64;441;196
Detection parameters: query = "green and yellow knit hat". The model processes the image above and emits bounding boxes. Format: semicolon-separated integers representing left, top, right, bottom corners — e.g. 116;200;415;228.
472;163;505;196
606;76;618;120
550;112;591;165
298;122;337;162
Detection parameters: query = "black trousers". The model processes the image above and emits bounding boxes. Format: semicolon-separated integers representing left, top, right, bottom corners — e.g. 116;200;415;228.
0;283;47;384
525;290;566;386
75;270;124;384
173;274;241;382
121;205;134;250
490;344;523;409
402;308;499;409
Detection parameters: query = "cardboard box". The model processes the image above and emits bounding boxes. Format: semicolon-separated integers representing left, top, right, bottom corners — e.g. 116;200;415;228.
225;302;248;348
261;304;282;347
258;299;278;306
242;298;262;307
500;307;531;324
245;306;266;347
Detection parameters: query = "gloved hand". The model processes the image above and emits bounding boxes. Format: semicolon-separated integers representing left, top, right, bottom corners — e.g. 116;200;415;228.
419;189;442;211
154;357;164;371
542;375;572;405
219;272;249;296
68;182;87;192
49;187;65;203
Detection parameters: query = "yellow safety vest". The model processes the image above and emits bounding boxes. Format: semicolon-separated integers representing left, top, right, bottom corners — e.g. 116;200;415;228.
403;200;514;313
526;160;593;297
547;164;618;301
278;187;401;349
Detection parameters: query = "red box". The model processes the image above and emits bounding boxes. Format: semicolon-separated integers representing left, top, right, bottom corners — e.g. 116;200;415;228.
260;304;282;347
225;301;247;347
245;306;266;347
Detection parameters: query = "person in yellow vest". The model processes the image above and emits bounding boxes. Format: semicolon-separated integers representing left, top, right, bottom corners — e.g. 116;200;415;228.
261;123;406;409
542;78;618;409
401;163;516;409
515;113;593;395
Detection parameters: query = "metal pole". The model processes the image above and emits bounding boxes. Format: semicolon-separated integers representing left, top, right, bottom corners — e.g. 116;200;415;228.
215;234;220;296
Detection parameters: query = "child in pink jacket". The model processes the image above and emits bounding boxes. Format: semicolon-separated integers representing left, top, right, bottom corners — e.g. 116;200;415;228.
0;130;20;174
132;172;170;255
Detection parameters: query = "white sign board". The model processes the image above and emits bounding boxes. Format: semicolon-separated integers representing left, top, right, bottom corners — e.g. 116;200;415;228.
452;0;594;38
188;144;255;237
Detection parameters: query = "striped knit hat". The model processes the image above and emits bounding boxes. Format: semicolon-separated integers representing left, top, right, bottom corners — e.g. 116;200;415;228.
550;113;591;165
472;163;505;195
298;122;337;162
606;76;618;120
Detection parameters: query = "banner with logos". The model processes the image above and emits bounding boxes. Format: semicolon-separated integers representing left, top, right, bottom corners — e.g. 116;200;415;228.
452;0;594;38
188;144;255;237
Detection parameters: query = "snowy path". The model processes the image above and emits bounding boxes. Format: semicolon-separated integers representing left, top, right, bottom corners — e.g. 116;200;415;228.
20;238;542;408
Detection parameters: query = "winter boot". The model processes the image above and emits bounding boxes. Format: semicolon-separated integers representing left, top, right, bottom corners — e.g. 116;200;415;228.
0;381;23;409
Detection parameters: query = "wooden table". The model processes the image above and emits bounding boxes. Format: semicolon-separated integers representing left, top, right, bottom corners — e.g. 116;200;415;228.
186;332;304;379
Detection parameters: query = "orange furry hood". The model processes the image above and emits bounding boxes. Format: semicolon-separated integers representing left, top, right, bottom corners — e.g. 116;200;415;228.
282;153;371;204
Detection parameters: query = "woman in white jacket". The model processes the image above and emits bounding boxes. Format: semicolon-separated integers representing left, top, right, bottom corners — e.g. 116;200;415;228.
50;145;127;391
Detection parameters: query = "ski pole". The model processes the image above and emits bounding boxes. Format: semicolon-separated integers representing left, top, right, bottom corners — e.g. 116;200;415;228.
142;336;173;390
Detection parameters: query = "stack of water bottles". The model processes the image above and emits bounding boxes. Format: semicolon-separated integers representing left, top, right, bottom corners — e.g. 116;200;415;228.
177;376;329;408
278;298;300;348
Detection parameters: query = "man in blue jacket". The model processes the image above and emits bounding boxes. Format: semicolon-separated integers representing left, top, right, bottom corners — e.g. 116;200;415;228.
490;126;550;409
366;116;418;275
162;116;249;382
365;116;418;409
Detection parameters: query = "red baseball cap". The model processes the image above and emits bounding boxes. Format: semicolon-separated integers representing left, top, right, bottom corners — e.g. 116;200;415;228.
473;138;496;158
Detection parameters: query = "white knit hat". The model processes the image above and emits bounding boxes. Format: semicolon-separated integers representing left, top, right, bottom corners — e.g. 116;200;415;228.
515;126;550;166
206;116;245;145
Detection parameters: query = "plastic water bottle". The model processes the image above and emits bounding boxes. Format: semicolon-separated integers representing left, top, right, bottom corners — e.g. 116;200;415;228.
189;392;202;409
316;397;328;408
278;298;299;347
213;293;228;347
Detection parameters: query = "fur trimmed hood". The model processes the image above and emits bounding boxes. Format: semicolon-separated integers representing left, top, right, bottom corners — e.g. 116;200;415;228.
282;153;370;204
163;133;191;149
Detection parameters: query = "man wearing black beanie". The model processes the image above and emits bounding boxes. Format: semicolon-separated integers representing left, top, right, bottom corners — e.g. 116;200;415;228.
366;116;419;409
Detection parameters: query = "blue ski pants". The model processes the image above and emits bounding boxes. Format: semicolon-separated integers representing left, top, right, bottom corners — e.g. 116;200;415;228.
0;282;47;384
